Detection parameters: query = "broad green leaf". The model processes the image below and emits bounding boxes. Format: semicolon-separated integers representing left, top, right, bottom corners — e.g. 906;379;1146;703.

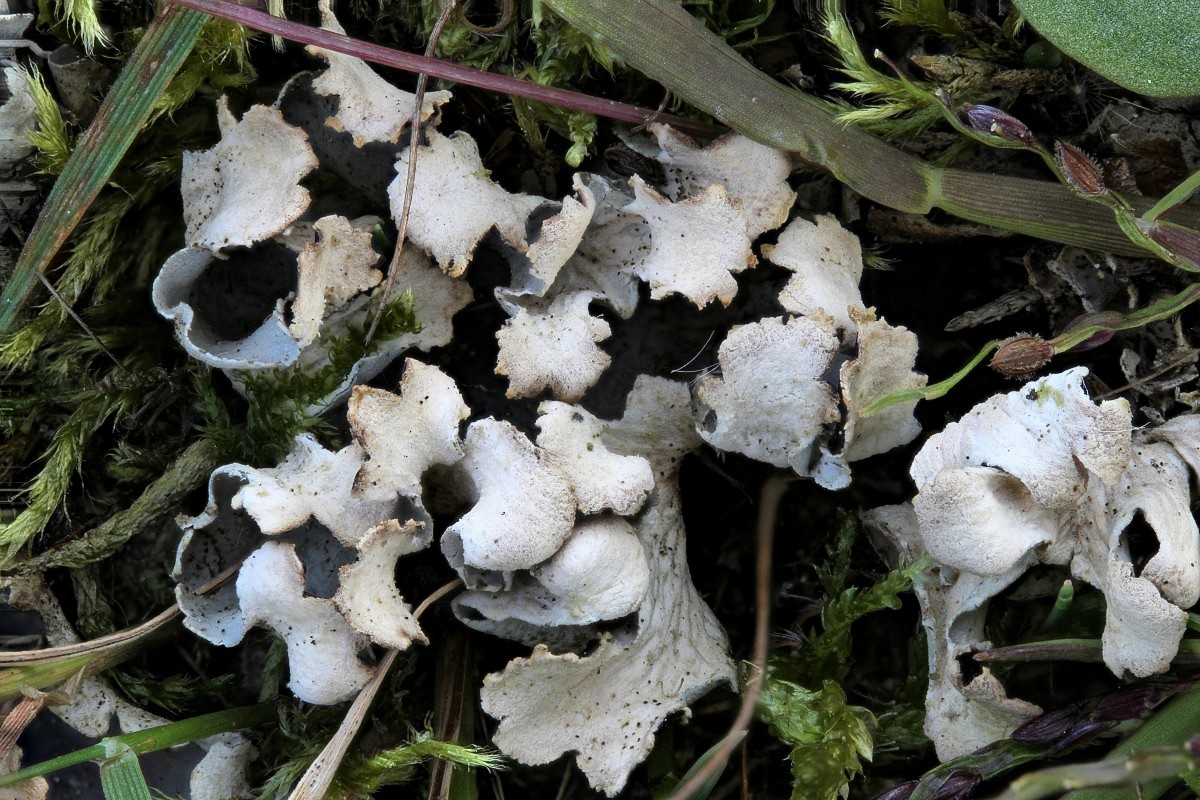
1011;0;1200;97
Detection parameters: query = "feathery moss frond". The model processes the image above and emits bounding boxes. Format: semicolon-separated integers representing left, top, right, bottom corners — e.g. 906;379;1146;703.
49;0;110;54
331;730;504;798
0;391;112;565
879;0;963;42
819;2;945;140
16;65;72;176
152;18;257;120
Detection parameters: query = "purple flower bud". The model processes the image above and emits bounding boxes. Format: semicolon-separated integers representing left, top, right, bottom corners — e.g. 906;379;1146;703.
964;104;1034;145
1093;682;1168;722
1010;706;1080;744
1050;718;1113;753
930;770;982;800
1055;142;1107;196
1062;329;1115;353
871;780;918;800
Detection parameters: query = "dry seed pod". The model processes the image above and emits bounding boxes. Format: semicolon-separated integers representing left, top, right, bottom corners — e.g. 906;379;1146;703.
990;334;1054;378
1055;142;1107;197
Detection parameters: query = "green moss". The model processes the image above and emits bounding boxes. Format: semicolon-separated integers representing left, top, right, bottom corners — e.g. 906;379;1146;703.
37;0;109;54
151;18;256;121
331;730;504;799
199;291;420;464
17;65;72;176
758;516;930;799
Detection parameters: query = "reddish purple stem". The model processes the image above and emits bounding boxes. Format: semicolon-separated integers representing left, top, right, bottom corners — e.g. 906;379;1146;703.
170;0;722;140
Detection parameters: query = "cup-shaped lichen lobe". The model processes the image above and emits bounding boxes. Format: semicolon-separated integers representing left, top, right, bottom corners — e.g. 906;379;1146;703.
185;241;298;342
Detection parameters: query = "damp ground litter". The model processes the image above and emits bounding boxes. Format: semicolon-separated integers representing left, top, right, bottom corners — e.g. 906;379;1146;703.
1;2;1200;799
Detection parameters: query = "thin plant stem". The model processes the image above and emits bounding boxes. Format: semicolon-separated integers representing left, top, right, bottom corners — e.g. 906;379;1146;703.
666;473;788;800
168;0;718;139
286;579;462;800
365;0;457;347
0;704;276;788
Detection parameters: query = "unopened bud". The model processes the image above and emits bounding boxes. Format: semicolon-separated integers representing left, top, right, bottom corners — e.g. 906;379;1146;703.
1055;142;1107;196
930;771;982;800
964;104;1034;145
1050;717;1112;753
1062;329;1115;353
1147;221;1200;270
1093;682;1168;722
1010;706;1079;745
871;781;918;800
990;334;1054;379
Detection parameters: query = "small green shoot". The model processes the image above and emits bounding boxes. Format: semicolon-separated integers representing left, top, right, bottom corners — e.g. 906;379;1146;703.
17;64;72;175
759;518;928;800
44;0;110;54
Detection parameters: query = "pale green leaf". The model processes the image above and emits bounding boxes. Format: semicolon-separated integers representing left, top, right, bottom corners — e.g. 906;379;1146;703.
1011;0;1200;97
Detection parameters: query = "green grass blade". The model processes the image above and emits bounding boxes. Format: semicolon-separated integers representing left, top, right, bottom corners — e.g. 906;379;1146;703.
0;704;275;788
98;743;153;800
0;5;206;336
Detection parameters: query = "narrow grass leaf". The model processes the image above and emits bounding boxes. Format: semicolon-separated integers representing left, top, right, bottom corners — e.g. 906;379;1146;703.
0;5;205;336
98;742;152;800
0;704;275;788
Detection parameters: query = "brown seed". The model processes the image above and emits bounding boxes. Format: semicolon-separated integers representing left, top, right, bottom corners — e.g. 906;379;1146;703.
990;334;1054;379
1055;142;1107;196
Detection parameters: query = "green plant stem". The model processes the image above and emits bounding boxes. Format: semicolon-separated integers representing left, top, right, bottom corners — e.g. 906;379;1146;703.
0;604;180;701
541;0;1200;256
1049;282;1200;352
9;438;221;574
860;339;1000;417
170;0;717;139
973;638;1200;666
0;704;275;788
0;5;206;336
1144;168;1200;222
